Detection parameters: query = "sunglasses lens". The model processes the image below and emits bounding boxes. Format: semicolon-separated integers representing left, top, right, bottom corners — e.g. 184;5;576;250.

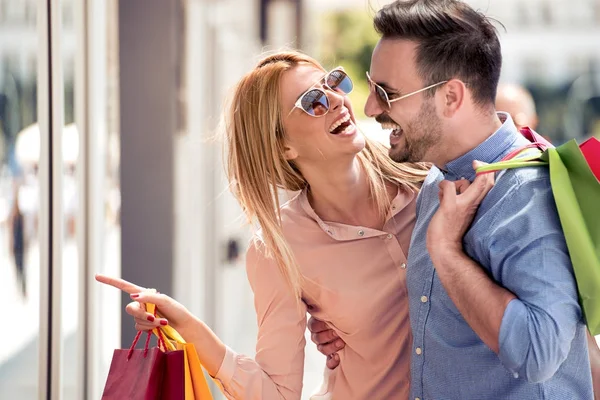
301;89;329;116
375;85;390;109
327;70;353;94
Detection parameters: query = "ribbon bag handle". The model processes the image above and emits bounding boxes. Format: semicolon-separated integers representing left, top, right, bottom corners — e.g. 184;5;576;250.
126;306;169;360
476;143;548;175
144;302;183;351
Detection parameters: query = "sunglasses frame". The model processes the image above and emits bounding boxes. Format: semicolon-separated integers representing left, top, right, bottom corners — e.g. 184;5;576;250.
291;67;353;117
366;71;447;110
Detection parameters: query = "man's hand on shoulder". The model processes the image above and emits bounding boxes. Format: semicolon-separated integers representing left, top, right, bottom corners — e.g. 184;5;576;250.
427;160;495;265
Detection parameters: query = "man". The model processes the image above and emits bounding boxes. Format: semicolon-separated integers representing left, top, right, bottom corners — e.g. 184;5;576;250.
309;1;593;398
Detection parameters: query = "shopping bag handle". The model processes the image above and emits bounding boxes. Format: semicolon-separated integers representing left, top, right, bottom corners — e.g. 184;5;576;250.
126;307;169;360
476;144;548;175
143;302;184;352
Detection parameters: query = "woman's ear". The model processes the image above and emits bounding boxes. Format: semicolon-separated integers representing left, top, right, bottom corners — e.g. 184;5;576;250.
284;145;299;161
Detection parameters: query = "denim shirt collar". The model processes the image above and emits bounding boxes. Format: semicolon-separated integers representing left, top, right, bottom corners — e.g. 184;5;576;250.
443;112;523;181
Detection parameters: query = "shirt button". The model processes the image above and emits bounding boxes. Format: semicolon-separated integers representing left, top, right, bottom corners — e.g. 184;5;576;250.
386;233;393;240
513;372;519;379
400;263;407;269
358;230;365;236
415;398;421;400
420;296;428;303
415;347;422;355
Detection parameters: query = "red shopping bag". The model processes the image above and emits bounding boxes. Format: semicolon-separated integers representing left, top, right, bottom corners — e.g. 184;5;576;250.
102;323;191;399
101;331;166;400
162;348;186;399
580;137;600;180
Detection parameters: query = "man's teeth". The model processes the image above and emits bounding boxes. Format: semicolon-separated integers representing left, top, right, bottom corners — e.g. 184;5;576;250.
380;122;401;131
329;114;351;133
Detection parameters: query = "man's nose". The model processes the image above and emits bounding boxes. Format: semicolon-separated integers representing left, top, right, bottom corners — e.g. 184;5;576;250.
364;91;384;118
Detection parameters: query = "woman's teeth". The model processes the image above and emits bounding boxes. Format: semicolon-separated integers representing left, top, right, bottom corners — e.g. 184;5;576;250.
329;114;351;133
337;123;354;135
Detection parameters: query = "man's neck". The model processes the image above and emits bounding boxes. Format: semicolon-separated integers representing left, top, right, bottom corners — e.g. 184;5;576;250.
433;112;503;168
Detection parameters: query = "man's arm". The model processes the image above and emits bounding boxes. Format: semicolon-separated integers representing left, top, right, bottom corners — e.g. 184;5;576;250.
307;318;343;369
428;174;583;383
427;172;513;353
428;248;515;353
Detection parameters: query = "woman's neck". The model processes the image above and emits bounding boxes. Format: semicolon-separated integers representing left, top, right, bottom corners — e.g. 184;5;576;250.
302;157;385;228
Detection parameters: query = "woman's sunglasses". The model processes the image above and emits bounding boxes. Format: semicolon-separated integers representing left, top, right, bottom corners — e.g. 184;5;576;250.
366;71;447;110
291;68;354;117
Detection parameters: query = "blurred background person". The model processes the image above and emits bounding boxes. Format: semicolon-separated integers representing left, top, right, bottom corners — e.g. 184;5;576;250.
495;83;539;130
8;179;26;299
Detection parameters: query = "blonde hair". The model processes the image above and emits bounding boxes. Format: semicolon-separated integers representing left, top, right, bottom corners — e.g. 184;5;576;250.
226;50;429;302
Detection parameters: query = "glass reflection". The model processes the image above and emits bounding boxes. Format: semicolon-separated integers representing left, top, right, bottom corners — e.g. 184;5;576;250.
61;0;79;398
0;0;40;398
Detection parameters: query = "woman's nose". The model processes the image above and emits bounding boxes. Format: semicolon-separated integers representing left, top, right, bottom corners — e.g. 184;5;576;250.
328;89;345;112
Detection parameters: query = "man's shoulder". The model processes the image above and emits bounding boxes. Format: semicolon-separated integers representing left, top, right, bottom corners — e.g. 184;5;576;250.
486;164;552;209
500;163;551;188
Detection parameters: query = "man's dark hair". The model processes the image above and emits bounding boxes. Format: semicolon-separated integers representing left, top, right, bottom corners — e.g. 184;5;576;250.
374;0;502;106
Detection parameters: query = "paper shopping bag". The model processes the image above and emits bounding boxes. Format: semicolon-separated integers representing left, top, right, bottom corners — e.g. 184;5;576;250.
477;133;600;334
147;303;215;400
161;347;187;399
548;140;600;334
101;343;165;399
178;342;214;399
580;137;600;179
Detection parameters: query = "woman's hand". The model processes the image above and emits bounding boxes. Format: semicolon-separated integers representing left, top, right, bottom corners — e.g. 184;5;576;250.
95;274;194;333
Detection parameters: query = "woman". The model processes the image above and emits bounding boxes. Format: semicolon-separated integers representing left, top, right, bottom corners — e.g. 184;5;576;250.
97;51;475;399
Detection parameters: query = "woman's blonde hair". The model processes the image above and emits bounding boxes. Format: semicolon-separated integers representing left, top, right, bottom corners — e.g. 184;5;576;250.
225;50;429;301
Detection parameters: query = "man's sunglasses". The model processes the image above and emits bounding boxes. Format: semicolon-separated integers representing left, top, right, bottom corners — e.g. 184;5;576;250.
366;71;447;110
291;68;354;117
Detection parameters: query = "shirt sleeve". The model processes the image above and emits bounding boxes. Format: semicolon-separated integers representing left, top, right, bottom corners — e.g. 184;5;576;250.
484;177;583;383
214;239;307;399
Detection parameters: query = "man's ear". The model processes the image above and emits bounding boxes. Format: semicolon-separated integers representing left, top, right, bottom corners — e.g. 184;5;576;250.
439;79;465;118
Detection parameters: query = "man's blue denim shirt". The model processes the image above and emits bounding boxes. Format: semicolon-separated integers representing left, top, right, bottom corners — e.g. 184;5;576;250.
407;113;593;399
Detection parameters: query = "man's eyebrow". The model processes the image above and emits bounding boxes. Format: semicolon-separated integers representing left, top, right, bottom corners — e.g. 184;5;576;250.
376;81;399;93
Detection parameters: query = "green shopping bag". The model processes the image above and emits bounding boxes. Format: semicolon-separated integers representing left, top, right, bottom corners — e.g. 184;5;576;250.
477;132;600;334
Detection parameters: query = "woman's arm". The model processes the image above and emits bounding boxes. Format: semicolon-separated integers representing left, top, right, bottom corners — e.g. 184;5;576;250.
96;239;307;400
211;240;307;399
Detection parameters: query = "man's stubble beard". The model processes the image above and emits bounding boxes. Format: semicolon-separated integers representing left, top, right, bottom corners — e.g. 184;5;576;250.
389;99;442;163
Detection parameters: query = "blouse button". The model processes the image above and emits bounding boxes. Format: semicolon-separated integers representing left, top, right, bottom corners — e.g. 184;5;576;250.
358;230;365;236
386;233;393;240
